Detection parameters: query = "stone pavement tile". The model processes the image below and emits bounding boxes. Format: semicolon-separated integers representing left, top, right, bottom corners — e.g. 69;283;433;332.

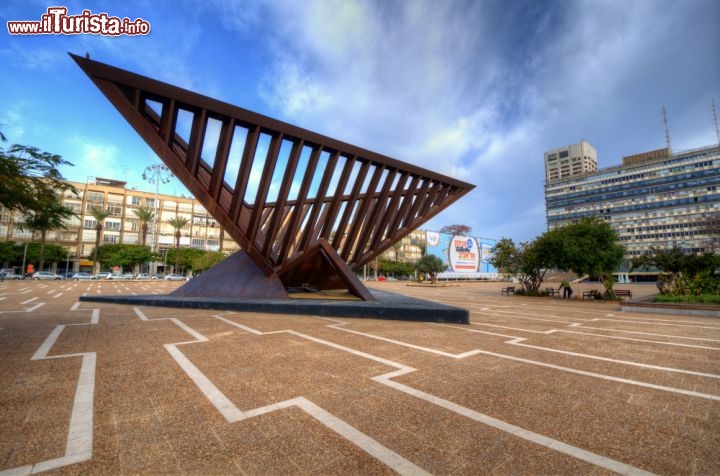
114;413;179;473
251;410;351;472
0;397;29;466
3;419;67;468
165;429;241;473
117;439;179;474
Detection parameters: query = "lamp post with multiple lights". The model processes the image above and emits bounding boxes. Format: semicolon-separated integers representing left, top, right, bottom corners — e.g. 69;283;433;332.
142;164;173;273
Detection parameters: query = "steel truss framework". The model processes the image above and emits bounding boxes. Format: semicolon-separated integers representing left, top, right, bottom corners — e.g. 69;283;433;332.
72;54;474;300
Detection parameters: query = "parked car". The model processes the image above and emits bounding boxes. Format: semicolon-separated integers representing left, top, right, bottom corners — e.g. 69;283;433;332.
122;272;134;280
32;271;64;280
164;274;187;281
95;271;113;279
71;272;97;281
135;273;152;280
0;270;22;280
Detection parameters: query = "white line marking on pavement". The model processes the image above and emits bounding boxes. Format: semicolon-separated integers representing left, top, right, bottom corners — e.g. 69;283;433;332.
164;316;429;476
504;337;720;378
1;303;101;475
330;321;720;401
566;325;720;343
215;315;653;475
21;297;38;304
558;329;720;350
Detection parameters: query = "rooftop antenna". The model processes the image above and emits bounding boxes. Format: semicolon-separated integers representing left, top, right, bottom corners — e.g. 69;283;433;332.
712;98;720;147
662;105;672;152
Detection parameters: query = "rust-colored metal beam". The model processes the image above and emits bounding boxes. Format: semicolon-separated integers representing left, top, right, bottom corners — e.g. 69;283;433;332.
71;53;475;300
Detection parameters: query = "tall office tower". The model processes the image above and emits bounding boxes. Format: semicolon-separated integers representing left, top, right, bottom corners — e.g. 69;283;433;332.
545;144;720;258
544;140;598;182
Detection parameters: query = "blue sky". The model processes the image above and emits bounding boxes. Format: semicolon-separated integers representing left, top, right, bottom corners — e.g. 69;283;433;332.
2;0;719;242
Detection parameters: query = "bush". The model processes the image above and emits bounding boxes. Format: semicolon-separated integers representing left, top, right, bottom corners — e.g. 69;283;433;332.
669;273;720;296
654;294;720;305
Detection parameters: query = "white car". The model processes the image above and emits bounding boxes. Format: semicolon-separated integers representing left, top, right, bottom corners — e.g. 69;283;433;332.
71;272;98;280
32;271;64;280
164;274;187;281
0;271;22;280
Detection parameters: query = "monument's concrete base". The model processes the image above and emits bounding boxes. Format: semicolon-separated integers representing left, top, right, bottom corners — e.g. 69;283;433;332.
79;288;469;323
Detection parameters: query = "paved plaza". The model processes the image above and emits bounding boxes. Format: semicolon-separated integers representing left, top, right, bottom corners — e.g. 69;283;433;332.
0;279;718;475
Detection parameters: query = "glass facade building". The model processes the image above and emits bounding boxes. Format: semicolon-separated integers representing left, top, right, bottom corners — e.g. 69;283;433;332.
545;144;720;257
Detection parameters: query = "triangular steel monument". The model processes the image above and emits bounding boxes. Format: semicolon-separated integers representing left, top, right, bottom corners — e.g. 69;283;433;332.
72;53;474;301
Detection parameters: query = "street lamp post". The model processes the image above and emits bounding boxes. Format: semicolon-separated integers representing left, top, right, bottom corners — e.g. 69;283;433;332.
142;164;173;274
21;243;27;278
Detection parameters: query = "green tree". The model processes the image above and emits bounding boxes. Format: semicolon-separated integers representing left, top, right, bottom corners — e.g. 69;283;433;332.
175;247;204;273
0;144;76;214
17;192;75;271
132;206;154;247
415;254;446;284
439;224;472;236
378;258;414;277
632;247;719;295
0;241;20;268
96;244;154;272
191;250;226;273
489;237;553;294
89;207;112;273
550;218;625;295
167;216;190;271
22;242;66;271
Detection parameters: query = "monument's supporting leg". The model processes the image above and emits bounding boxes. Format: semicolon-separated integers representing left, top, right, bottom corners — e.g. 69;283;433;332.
170;251;288;299
171;240;375;301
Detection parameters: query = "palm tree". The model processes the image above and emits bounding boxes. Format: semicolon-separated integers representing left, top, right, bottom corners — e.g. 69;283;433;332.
166;216;189;272
89;207;112;273
19;192;75;271
132;206;155;247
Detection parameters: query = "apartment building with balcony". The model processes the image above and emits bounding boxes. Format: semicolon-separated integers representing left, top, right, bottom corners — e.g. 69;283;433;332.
544;143;720;258
0;177;240;272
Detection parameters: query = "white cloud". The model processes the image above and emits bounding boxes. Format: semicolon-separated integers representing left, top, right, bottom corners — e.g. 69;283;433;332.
0;104;28;142
68;136;120;181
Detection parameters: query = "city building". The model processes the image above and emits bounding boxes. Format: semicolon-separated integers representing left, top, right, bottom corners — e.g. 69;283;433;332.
380;229;426;264
0;177;240;273
543;140;598;182
544;143;720;258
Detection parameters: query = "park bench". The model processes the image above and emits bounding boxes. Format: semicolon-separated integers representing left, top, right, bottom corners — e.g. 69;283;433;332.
583;290;598;301
613;289;632;300
545;287;559;297
501;286;515;296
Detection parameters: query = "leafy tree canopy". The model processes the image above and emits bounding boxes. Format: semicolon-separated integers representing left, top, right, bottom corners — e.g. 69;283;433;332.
378;258;414;277
191;250;226;273
96;244;153;270
0;144;76;213
439;224;472;236
0;241;20;266
548;218;625;293
489;237;553;294
20;242;66;269
415;254;446;283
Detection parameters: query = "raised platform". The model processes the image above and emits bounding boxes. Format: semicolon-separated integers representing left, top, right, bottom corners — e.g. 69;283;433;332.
79;288;469;324
620;300;720;318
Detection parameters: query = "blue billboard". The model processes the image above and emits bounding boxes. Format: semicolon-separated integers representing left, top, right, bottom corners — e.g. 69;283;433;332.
425;231;498;279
